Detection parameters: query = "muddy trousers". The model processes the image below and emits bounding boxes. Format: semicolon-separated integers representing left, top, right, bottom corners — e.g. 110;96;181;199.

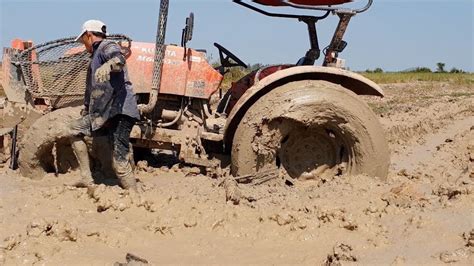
69;114;137;190
107;115;137;190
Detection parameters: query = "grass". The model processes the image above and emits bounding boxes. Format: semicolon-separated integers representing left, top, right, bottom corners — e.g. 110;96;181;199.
367;103;392;115
445;92;474;98
360;72;474;86
220;69;474;90
219;67;252;90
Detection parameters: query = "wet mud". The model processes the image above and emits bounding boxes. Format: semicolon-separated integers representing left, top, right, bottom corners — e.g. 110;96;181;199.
0;81;473;264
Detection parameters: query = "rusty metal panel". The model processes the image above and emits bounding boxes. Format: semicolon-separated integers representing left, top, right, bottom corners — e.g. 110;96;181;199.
159;46;188;96
2;47;27;104
125;42;155;94
183;49;223;99
126;43;223;99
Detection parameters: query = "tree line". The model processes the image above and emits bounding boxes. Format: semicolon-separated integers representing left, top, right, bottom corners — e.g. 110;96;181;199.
365;62;467;74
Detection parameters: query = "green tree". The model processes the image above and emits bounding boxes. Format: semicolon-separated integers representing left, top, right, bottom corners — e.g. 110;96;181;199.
249;63;264;71
436;62;446;73
412;67;432;73
449;67;464;73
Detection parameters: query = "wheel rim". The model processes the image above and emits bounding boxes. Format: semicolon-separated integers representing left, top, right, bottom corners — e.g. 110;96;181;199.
272;119;351;180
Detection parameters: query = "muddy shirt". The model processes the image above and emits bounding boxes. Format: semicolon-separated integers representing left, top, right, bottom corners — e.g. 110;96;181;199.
85;41;140;131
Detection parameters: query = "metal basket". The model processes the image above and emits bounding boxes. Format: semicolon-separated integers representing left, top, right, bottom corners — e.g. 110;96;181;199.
15;35;131;108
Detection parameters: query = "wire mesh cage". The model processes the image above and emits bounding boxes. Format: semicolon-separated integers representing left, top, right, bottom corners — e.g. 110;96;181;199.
15;35;132;108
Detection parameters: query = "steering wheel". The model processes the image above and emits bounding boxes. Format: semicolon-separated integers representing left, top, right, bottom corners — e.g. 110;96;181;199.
214;43;248;69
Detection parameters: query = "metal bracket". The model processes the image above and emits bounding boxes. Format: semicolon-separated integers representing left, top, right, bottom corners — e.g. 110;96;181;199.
9;125;18;170
323;11;354;67
234;0;330;65
234;0;374;66
299;17;322;65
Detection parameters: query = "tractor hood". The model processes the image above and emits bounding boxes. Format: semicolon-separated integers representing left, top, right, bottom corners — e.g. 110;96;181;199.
254;0;352;6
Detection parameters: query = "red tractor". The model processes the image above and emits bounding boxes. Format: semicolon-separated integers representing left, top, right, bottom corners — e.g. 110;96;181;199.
1;0;389;183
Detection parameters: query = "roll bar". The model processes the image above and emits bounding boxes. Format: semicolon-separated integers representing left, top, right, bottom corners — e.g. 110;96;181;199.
281;0;373;13
233;0;330;20
233;0;373;15
233;0;374;67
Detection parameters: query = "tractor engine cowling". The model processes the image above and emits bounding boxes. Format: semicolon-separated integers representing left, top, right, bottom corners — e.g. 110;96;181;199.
127;42;223;99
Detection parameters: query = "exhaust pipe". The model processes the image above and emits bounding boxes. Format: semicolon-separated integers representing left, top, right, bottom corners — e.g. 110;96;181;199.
139;0;169;114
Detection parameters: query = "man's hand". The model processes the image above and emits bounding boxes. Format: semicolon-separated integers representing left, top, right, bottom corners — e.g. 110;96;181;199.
95;57;124;83
95;63;111;83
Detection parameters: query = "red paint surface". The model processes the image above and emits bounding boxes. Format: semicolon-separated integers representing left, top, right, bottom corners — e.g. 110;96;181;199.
254;0;352;6
225;65;293;113
126;42;223;99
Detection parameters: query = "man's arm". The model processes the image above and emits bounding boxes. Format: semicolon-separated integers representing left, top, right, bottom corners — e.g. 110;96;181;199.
95;42;127;83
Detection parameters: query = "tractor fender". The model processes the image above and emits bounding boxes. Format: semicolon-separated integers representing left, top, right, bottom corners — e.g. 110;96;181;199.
223;65;384;150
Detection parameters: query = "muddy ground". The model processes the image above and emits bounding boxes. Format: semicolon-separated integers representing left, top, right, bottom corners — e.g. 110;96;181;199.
0;81;473;265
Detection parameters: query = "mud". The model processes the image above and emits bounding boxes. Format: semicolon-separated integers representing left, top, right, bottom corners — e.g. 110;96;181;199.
18;107;82;179
18;106;118;181
0;81;473;264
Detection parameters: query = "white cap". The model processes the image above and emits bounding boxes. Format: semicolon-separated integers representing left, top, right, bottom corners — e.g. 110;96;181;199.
75;20;107;42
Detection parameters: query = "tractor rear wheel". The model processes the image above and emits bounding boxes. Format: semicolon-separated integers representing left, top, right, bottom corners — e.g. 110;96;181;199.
231;80;389;181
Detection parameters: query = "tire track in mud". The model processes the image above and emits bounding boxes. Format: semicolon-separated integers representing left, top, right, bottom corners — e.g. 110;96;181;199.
382;98;473;146
391;116;473;173
368;83;473;148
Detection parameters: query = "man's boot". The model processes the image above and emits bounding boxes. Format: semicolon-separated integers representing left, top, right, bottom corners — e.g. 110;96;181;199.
66;138;94;188
113;158;137;191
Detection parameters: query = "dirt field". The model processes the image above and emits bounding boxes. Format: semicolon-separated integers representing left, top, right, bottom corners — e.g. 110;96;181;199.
0;81;473;265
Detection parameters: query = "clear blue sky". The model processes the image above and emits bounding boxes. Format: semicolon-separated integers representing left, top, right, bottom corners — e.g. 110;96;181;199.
1;0;473;72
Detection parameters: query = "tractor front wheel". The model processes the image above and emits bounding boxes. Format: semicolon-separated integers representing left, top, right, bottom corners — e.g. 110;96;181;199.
19;107;82;179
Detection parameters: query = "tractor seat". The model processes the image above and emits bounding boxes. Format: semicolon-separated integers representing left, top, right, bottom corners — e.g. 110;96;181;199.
296;56;312;66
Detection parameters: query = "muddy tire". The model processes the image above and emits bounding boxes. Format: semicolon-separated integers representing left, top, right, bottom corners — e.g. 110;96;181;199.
19;107;124;180
0;134;10;165
19;107;82;179
0;139;6;165
231;80;390;180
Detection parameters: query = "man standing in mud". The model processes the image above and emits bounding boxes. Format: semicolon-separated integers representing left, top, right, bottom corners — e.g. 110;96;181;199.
67;20;140;191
